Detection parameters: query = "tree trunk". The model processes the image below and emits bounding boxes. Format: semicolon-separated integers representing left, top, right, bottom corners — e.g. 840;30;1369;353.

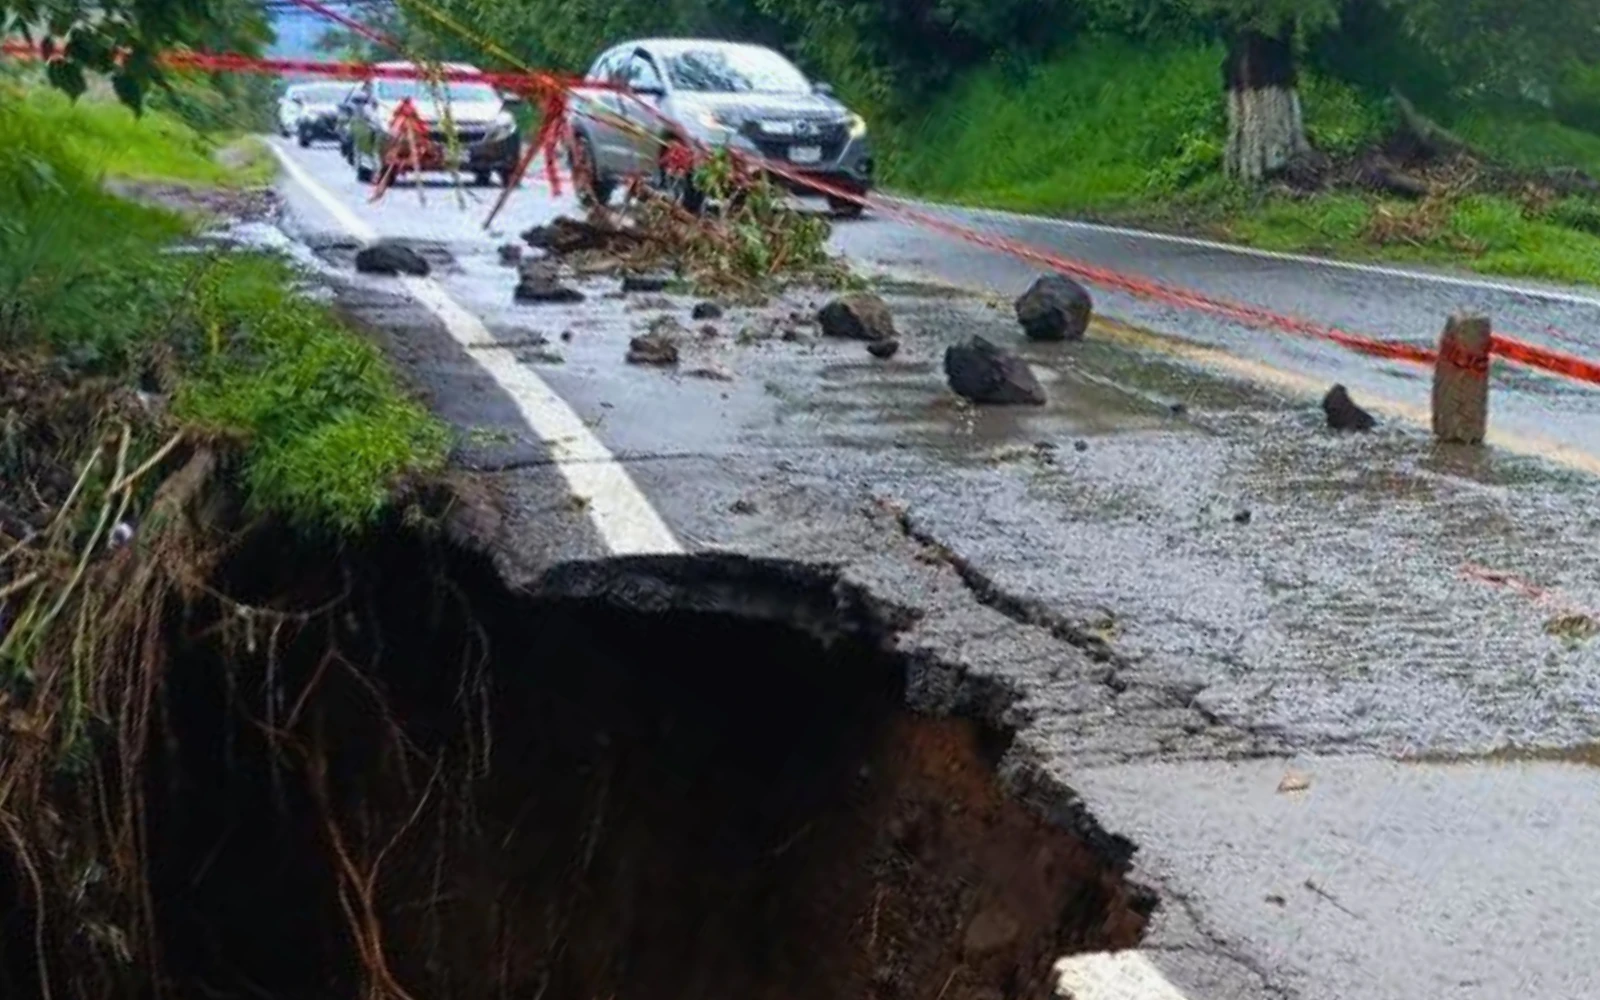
1224;30;1310;182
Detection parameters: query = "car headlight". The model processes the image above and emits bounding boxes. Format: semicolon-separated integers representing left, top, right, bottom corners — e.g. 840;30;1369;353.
695;110;732;133
486;109;518;140
846;112;868;139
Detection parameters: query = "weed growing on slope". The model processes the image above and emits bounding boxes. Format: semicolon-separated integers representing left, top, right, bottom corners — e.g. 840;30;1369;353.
0;85;448;1000
0;93;446;535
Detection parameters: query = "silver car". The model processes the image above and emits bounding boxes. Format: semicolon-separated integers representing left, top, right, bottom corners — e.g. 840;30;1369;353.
567;39;874;217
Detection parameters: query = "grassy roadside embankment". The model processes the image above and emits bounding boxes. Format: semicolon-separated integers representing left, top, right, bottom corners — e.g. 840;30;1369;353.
0;82;449;996
884;38;1600;286
1;85;446;535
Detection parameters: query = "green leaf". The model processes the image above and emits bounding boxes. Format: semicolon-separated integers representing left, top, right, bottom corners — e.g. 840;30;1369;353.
45;60;87;100
112;73;146;112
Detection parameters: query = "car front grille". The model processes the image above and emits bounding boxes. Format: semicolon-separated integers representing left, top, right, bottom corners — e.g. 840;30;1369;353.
740;120;848;163
426;127;490;145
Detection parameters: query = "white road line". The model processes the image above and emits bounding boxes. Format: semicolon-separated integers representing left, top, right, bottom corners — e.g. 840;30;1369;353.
276;149;1203;1000
269;143;682;557
1056;952;1193;1000
890;196;1600;308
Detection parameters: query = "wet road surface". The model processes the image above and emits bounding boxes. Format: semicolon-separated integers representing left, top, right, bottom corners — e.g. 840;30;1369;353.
269;140;1600;1000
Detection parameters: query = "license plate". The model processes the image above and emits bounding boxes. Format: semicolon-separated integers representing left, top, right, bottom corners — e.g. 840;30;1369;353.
789;145;822;164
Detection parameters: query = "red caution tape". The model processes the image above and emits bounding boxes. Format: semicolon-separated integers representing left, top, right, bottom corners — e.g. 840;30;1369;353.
7;36;1600;390
370;97;432;199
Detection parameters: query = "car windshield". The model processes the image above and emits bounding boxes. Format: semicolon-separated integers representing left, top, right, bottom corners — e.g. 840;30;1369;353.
374;78;499;103
663;47;811;95
290;85;347;104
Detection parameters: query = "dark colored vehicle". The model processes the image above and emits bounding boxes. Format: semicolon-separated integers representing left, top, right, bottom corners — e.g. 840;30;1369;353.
347;62;524;186
336;87;363;163
567;39;874;217
279;83;349;148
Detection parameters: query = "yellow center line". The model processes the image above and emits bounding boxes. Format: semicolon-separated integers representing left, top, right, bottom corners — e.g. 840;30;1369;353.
867;263;1600;478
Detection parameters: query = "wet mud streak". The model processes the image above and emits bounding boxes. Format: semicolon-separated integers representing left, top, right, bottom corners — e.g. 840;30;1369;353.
125;528;1152;1000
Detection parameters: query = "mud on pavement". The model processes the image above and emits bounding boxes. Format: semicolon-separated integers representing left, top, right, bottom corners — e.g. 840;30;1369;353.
0;198;1164;1000
71;182;1597;1000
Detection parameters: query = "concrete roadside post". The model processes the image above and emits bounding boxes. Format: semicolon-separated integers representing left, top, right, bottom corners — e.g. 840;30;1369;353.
1432;314;1491;444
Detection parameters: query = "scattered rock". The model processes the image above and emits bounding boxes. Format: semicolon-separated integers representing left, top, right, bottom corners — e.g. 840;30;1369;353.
559;329;574;342
737;325;767;345
1014;273;1092;341
1073;439;1089;452
1322;384;1376;432
730;498;757;514
699;324;720;339
1545;612;1600;643
627;334;679;366
514;261;585;304
521;215;620;254
1277;771;1312;794
627;294;675;311
1169;401;1188;416
1233;509;1253;525
943;336;1046;406
621;271;671;293
817;293;896;341
691;300;724;320
687;364;734;382
497;243;522;266
962;903;1022;956
867;339;900;360
355;239;430;277
626;317;684;366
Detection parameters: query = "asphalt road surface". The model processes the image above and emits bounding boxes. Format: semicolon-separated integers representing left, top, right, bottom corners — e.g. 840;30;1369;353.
267;138;1600;1000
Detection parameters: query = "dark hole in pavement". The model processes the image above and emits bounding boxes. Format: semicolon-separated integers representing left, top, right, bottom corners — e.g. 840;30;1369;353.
4;530;1151;1000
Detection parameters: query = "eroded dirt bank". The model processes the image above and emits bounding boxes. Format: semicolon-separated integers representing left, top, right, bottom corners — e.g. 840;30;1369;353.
2;507;1153;1000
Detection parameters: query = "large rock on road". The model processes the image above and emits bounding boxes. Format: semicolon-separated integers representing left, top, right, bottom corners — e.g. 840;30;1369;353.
817;294;897;341
355;239;430;277
1015;273;1092;342
944;336;1047;406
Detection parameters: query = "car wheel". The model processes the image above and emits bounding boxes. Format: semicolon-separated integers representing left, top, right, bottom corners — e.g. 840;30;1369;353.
497;167;518;188
473;170;493;187
657;142;705;215
827;194;866;219
355;148;374;184
297;128;311;149
569;134;612;208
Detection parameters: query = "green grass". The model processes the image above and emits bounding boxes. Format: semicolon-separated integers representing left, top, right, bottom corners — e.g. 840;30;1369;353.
0;87;447;533
885;37;1600;287
15;86;275;187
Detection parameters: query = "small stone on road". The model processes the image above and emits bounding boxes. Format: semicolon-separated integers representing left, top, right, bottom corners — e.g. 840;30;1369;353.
1323;384;1376;432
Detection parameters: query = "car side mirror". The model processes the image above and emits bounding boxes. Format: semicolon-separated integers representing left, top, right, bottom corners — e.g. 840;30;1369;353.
813;81;834;96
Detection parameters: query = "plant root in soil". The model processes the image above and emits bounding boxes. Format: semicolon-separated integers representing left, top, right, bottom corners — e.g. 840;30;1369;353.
2;495;1157;1000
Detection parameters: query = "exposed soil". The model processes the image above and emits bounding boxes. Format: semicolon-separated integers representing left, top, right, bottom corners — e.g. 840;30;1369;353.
3;515;1154;1000
105;179;281;222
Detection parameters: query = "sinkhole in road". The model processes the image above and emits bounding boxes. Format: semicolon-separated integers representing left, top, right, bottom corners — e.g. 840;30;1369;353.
8;528;1154;1000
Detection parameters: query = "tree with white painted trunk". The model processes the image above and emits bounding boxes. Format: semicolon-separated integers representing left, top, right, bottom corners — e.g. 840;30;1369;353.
1185;0;1341;182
